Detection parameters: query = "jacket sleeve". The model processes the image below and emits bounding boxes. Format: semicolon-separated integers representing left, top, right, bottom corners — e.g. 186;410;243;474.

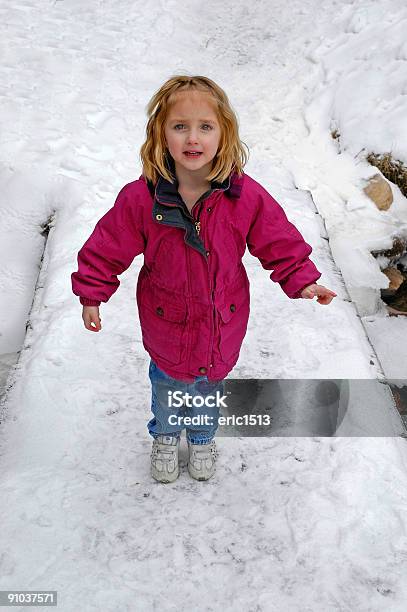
246;186;322;299
71;184;145;306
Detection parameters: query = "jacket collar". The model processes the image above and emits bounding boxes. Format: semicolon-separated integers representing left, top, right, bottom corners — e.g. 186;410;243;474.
139;154;244;204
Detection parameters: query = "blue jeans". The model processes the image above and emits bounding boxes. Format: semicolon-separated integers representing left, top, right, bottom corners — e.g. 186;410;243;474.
147;360;224;444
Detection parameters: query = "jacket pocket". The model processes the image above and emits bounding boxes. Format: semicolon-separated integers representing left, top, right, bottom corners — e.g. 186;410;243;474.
138;281;187;365
215;275;250;363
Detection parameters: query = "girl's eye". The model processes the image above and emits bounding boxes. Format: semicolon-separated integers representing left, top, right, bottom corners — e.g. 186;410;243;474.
174;124;213;130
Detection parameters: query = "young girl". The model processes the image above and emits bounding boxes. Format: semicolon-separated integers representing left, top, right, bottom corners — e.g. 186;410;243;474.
71;75;337;484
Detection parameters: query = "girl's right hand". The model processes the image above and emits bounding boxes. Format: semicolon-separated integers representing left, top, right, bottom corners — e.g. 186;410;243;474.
82;306;102;332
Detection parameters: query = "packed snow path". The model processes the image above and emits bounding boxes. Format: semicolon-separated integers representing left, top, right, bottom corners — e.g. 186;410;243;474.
1;1;407;611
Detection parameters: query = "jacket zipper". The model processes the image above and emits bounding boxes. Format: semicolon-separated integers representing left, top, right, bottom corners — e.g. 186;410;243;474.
190;189;213;237
155;188;221;373
192;195;217;372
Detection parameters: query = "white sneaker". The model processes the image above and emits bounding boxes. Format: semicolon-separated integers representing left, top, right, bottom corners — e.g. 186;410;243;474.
151;435;180;483
187;439;218;481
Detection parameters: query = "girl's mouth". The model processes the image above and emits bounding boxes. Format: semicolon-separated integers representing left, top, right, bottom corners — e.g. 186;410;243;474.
184;152;202;157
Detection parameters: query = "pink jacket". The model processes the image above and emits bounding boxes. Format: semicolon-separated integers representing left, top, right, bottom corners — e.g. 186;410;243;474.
71;164;322;382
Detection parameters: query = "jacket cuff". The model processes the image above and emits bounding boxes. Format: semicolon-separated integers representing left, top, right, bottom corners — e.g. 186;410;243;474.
80;297;101;307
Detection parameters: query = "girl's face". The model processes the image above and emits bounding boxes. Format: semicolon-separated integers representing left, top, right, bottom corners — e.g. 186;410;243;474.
164;90;221;183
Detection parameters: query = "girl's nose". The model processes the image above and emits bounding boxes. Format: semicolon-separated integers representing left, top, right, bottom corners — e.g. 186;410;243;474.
186;131;199;144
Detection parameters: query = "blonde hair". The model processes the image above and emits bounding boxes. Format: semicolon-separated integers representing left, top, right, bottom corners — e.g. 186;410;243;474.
139;75;249;185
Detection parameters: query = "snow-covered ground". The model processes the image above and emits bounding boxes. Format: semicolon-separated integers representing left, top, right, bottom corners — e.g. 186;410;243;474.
1;1;407;610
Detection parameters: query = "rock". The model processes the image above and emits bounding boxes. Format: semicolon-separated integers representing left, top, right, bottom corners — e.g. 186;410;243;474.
371;236;407;262
386;279;407;315
363;173;393;210
382;267;405;291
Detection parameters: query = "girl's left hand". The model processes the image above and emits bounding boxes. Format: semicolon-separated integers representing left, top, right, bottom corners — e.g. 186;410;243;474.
300;283;337;305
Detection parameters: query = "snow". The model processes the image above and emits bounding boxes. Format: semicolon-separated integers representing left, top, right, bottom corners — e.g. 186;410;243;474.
1;0;407;610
